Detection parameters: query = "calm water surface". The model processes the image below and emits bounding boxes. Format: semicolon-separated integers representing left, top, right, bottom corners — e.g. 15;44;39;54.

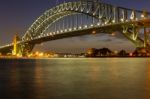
0;58;150;99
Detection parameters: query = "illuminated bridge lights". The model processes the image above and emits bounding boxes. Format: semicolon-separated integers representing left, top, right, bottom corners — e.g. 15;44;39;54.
53;32;56;35
105;21;108;25
84;25;88;28
120;18;124;22
49;32;52;35
97;23;100;26
112;20;115;23
57;31;59;33
79;26;82;29
130;16;135;20
65;29;67;32
90;24;94;27
74;27;77;30
135;18;138;21
141;14;145;18
38;36;41;38
69;28;72;31
101;23;104;26
141;11;148;19
126;19;129;22
60;30;63;33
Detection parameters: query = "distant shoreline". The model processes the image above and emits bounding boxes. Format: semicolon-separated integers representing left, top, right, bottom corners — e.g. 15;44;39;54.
0;56;150;59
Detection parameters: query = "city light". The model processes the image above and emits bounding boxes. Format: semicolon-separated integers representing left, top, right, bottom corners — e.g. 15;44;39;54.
129;53;133;56
111;32;116;36
92;30;96;34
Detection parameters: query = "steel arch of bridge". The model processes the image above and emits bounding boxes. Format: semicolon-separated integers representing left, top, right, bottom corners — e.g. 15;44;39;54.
22;1;149;46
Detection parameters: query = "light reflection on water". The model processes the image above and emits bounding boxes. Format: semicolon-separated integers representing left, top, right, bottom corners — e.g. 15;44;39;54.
0;58;150;99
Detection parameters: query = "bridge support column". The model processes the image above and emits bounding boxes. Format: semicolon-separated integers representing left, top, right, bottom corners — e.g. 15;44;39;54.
144;27;148;48
122;24;144;48
122;24;150;56
12;34;22;56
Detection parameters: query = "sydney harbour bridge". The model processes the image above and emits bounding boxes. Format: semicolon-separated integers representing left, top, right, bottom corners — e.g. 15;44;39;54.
0;0;150;56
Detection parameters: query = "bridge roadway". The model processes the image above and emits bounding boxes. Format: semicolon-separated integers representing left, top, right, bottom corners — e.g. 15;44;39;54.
0;18;150;54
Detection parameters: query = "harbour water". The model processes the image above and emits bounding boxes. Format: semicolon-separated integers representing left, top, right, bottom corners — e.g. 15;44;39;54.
0;58;150;99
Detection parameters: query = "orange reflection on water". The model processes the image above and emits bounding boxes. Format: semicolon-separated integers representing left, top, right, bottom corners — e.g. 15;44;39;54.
9;61;20;99
35;63;43;86
33;60;46;99
109;59;119;79
10;63;19;85
89;59;100;81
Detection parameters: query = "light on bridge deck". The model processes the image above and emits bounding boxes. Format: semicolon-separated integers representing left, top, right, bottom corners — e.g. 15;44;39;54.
112;20;115;23
120;18;124;22
105;21;108;25
97;23;100;26
90;24;94;27
69;28;72;31
57;31;59;33
141;14;145;18
74;27;77;30
65;29;67;32
53;32;56;35
84;25;88;28
141;11;148;19
61;30;63;33
79;26;82;29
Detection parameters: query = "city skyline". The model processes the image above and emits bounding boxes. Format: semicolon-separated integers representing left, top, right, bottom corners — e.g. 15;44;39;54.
0;0;150;53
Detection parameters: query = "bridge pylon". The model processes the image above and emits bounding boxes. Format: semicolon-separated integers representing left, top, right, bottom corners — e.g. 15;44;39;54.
12;34;22;56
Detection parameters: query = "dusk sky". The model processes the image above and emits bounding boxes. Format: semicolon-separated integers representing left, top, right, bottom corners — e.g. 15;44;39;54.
0;0;150;53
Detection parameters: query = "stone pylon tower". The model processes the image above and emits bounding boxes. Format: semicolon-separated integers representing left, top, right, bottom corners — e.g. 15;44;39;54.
12;34;21;56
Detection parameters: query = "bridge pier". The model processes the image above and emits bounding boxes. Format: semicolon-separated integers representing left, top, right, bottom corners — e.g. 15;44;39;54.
12;34;21;56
